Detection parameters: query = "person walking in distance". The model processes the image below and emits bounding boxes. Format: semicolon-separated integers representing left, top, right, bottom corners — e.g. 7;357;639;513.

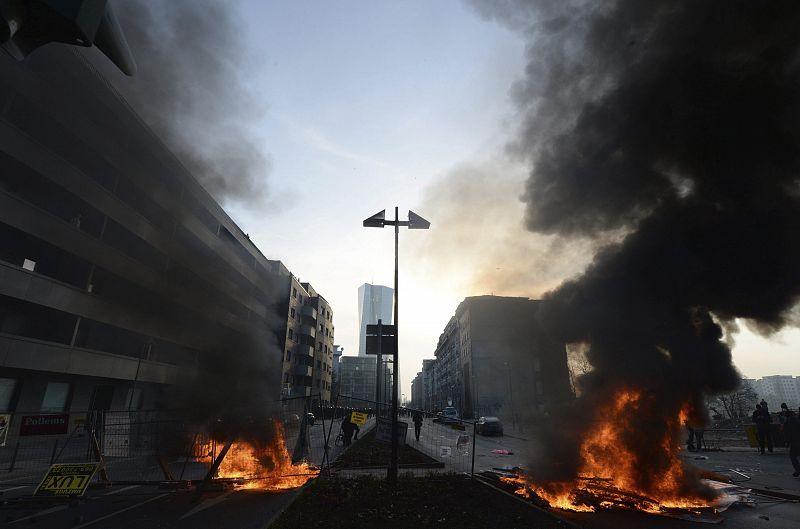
752;404;774;454
784;406;800;477
413;410;423;441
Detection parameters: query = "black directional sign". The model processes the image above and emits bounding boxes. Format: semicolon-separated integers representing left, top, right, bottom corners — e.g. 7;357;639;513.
365;324;396;355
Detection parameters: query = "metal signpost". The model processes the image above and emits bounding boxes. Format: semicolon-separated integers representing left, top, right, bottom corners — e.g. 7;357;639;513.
363;207;430;481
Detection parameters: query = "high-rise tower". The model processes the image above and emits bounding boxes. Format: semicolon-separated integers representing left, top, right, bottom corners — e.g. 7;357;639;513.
357;283;393;356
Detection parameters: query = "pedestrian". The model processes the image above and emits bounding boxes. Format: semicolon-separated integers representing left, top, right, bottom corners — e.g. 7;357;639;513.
784;407;800;477
752;404;774;454
413;410;423;441
341;412;354;446
686;423;696;451
779;403;793;427
694;427;705;451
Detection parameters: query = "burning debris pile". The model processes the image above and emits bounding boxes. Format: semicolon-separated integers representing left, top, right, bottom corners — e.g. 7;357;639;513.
215;421;318;491
469;0;800;513
176;334;317;491
501;390;711;514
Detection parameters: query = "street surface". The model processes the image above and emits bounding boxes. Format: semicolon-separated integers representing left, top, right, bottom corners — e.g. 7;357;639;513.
0;480;300;528
0;419;376;528
3;421;798;528
400;416;537;474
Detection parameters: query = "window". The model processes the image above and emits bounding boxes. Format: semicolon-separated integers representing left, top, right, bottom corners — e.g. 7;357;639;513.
292;288;297;299
0;378;17;412
288;329;293;340
41;382;71;413
319;324;324;332
290;308;295;318
285;350;291;362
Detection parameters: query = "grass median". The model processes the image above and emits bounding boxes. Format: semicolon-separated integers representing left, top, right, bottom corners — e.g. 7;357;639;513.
270;474;566;529
333;429;441;469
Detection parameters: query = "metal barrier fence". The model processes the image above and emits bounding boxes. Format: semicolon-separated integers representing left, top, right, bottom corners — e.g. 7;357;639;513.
0;395;349;486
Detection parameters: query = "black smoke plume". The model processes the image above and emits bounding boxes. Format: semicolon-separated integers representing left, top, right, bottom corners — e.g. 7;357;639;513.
95;0;270;207
470;0;800;491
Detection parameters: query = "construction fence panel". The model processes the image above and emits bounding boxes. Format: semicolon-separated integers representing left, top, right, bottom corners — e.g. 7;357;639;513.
0;401;331;485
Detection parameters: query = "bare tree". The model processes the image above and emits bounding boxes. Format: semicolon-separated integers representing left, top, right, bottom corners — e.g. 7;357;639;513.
713;379;758;421
566;343;592;397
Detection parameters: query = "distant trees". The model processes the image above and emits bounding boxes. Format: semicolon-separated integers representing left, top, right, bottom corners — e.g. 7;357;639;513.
709;379;758;421
565;343;592;397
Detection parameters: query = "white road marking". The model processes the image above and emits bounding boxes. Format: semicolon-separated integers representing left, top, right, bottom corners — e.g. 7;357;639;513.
11;504;68;523
72;493;170;528
103;484;140;496
179;490;235;520
0;485;32;493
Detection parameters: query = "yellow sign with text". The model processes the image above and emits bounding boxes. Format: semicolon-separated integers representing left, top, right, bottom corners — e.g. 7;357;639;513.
35;463;99;497
350;411;367;426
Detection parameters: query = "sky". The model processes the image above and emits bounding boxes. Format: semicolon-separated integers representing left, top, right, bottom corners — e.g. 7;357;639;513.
173;1;797;396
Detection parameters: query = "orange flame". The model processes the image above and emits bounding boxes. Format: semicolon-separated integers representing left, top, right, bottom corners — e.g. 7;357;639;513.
215;420;318;490
502;389;711;513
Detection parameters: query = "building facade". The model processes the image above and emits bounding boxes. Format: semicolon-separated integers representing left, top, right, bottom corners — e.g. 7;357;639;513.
414;296;573;421
410;371;422;410
432;316;461;412
357;283;393;356
421;359;435;412
750;375;800;410
337;356;377;404
280;280;335;403
0;47;332;437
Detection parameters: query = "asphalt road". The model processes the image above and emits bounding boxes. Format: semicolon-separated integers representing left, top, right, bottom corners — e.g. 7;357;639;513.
398;416;536;474
0;420;375;529
0;481;301;528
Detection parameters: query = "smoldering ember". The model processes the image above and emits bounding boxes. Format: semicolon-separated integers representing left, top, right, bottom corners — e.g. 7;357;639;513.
0;1;799;528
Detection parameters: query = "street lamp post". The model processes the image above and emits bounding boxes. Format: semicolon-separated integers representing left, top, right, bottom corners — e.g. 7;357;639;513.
363;207;430;481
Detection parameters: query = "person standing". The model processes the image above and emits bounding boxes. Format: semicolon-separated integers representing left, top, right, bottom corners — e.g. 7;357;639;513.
341;412;354;446
784;407;800;477
753;404;774;454
779;403;793;427
413;410;423;441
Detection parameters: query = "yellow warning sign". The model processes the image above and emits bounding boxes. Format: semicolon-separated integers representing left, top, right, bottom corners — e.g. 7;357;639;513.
350;411;368;426
35;463;99;497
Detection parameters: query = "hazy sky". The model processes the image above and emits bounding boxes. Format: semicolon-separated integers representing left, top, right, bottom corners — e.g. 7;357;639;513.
202;1;798;396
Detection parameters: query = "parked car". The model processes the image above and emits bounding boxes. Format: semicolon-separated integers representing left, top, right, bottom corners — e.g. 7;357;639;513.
305;412;316;426
476;416;503;436
433;406;459;424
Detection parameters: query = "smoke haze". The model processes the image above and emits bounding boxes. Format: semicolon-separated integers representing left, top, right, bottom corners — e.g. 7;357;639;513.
409;156;599;298
468;0;800;491
95;0;270;207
